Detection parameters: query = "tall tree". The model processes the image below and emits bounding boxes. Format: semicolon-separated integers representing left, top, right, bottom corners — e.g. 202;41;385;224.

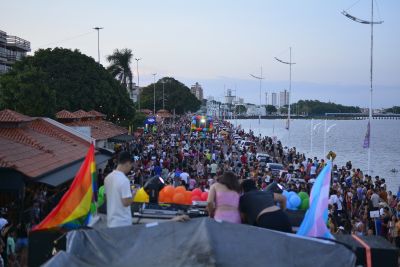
106;48;133;90
0;48;135;125
140;77;201;114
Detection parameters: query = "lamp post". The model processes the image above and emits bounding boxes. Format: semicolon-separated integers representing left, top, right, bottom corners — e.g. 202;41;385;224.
152;73;157;115
135;58;142;110
342;0;383;175
93;27;103;63
161;80;166;110
250;66;264;137
275;47;296;149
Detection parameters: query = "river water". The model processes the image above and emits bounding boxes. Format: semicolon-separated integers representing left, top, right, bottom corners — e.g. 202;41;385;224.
232;118;400;192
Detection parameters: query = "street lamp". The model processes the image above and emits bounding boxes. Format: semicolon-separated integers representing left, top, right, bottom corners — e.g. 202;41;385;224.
342;0;383;175
135;58;142;110
152;73;157;115
275;47;296;148
93;27;103;63
161;80;166;110
250;66;264;137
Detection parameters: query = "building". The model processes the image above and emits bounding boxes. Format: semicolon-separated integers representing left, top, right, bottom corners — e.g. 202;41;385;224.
206;100;222;118
238;97;244;105
56;109;130;149
127;82;140;103
271;92;278;107
279;90;289;107
190;82;203;101
245;104;266;117
0;30;31;74
225;89;235;105
0;109;111;221
265;92;268;106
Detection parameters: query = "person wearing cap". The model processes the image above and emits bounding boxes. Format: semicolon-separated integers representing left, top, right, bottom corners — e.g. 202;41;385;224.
104;152;135;228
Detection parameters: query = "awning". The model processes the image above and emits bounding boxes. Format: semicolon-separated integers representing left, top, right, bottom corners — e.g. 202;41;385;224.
35;153;111;187
108;134;134;143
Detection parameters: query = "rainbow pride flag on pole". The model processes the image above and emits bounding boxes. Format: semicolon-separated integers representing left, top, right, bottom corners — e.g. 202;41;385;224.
33;143;97;231
297;161;333;239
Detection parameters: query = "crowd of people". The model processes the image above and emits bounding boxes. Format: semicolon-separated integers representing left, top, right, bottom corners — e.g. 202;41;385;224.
1;114;399;266
100;115;400;245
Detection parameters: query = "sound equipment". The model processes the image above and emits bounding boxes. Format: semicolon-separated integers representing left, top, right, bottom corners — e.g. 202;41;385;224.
334;234;398;267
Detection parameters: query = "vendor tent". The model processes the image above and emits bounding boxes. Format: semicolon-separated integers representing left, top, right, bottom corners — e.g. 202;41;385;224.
44;218;356;267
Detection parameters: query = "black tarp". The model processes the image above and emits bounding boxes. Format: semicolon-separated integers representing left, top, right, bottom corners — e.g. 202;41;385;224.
43;218;356;267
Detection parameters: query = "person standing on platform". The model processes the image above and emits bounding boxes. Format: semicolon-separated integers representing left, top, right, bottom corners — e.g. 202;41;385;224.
104;152;135;228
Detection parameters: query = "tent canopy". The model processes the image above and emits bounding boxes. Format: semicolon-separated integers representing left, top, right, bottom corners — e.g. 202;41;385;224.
44;218;356;267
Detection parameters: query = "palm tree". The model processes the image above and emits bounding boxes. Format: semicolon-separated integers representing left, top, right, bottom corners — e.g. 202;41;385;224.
106;48;133;90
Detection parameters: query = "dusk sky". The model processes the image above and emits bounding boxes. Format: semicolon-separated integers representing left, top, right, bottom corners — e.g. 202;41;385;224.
3;0;399;108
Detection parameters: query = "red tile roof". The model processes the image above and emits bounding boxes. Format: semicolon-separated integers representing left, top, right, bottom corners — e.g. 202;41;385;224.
55;110;75;119
72;110;95;119
64;119;127;140
88;110;106;118
140;109;153;115
0;114;90;178
0;109;33;123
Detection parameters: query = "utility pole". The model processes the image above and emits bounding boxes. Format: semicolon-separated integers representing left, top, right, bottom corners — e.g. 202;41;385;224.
250;67;264;137
275;47;296;149
342;0;383;175
93;27;103;63
152;73;157;115
161;80;166;110
135;58;142;110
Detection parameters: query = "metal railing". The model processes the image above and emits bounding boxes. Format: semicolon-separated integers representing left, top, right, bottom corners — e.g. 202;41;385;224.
6;35;30;51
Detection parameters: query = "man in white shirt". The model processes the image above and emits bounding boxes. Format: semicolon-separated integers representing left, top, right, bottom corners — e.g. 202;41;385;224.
105;152;135;228
180;170;190;185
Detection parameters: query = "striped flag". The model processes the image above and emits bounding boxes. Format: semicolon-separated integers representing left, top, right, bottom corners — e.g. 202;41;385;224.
297;161;333;239
33;143;97;231
363;121;370;149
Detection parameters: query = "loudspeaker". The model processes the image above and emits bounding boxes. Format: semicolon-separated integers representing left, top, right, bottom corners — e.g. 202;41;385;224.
28;230;66;267
334;234;398;267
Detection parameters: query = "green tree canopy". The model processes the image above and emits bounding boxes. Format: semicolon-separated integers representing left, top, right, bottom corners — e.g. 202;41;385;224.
140;77;201;114
265;105;277;114
291;100;360;115
384;106;400;114
0;48;135;125
235;105;247;114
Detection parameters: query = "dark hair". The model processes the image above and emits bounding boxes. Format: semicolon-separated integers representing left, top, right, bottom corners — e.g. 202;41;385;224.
118;151;132;165
218;171;240;193
241;179;257;193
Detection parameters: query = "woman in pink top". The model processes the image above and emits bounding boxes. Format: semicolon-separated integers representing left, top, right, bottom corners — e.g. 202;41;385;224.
207;171;241;223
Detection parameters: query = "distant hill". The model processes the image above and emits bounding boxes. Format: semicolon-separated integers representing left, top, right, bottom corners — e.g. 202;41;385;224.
290;100;361;115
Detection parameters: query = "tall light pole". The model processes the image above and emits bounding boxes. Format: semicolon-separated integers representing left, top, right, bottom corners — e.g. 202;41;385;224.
161;80;166;110
250;66;264;137
135;58;142;110
342;1;383;175
275;47;296;149
93;27;103;63
152;73;157;115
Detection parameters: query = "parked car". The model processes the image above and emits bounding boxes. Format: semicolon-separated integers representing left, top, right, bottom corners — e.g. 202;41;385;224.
266;163;284;177
256;153;271;166
240;141;256;152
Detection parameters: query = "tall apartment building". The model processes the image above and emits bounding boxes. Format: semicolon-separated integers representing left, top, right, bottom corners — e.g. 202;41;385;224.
0;30;31;74
279;89;289;107
190;82;203;100
271;92;278;107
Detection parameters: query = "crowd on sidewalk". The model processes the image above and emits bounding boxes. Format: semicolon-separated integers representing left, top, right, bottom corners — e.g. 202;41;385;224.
1;115;399;266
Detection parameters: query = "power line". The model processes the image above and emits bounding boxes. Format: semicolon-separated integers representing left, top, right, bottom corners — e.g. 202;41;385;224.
32;31;95;50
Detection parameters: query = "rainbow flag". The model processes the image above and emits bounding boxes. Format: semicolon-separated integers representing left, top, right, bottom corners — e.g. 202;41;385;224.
297;161;333;239
33;143;97;231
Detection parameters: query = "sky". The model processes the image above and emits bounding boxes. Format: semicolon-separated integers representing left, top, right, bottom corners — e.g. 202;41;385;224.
2;0;400;108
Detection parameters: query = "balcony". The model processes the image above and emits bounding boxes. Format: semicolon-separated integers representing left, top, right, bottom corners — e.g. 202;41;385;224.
6;35;31;52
